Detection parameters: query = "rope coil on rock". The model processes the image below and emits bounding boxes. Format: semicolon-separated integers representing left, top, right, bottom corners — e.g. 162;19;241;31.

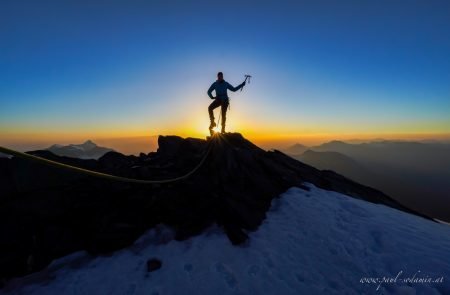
0;137;215;184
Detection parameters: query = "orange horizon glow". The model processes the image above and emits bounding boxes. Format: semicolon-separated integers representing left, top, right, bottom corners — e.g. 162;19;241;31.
2;127;450;154
2;106;450;153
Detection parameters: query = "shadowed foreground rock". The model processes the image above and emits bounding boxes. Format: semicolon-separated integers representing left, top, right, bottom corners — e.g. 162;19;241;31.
0;133;426;282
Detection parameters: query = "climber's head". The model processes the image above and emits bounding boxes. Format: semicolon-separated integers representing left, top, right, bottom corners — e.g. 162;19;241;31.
217;72;224;82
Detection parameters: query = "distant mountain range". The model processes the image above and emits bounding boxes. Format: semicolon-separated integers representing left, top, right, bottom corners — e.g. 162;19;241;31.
282;143;308;156
46;140;114;159
283;140;450;222
297;150;374;180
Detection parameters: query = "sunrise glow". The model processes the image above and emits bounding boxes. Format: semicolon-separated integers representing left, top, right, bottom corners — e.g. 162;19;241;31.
1;1;449;153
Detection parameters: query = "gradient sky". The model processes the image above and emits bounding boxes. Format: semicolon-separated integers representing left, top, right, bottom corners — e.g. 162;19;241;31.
1;0;450;149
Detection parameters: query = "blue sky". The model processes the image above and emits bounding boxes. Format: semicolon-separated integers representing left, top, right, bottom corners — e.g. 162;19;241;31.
1;0;449;145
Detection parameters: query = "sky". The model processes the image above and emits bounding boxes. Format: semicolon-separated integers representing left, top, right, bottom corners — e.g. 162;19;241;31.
1;0;450;151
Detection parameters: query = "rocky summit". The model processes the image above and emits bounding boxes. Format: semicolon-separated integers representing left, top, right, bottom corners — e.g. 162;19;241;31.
0;133;426;282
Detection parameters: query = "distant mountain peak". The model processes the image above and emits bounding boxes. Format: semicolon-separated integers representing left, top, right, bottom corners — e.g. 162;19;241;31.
48;144;63;149
80;140;97;150
327;140;346;145
291;143;307;148
282;143;308;156
46;140;113;159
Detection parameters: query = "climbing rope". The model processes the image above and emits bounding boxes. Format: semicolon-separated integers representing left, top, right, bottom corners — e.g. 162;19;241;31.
0;137;215;184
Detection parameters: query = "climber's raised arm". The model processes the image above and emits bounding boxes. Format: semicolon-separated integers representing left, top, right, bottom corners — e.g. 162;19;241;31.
226;81;246;92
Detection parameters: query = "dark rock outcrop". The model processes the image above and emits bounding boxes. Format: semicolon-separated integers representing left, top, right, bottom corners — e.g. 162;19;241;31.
147;258;162;272
0;133;426;282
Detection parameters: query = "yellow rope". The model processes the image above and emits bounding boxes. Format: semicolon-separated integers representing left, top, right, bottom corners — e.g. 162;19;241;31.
0;137;214;184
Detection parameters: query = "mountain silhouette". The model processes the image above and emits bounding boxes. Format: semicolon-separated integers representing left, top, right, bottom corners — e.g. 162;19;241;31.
0;133;428;281
307;140;450;222
295;149;374;180
282;143;309;155
46;140;114;159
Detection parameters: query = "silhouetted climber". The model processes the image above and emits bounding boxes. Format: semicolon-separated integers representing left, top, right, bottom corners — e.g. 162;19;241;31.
207;72;246;134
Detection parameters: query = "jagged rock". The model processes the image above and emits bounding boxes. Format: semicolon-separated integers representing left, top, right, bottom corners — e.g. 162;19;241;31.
0;133;427;282
98;151;136;169
157;136;185;157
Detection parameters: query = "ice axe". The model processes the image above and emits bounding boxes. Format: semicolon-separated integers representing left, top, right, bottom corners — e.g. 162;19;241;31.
241;74;252;91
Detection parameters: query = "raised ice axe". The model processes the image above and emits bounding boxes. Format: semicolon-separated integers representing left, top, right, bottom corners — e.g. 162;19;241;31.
241;74;252;91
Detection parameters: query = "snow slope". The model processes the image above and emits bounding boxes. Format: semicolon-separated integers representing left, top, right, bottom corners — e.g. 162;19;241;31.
3;184;449;295
0;152;11;159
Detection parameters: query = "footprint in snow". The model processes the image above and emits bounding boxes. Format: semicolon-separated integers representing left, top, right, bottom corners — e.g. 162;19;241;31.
184;263;193;273
247;265;260;276
215;262;238;289
295;273;305;282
